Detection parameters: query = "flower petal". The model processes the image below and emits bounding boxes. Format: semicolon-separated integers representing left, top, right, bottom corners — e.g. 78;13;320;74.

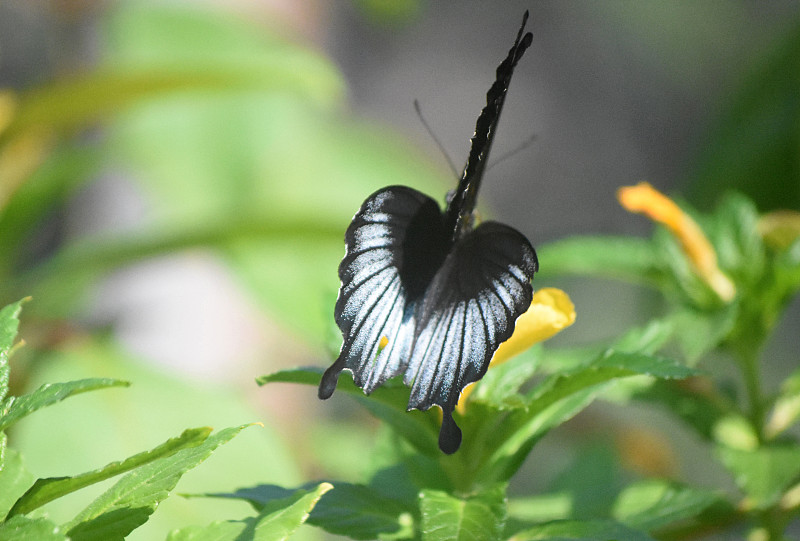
490;287;575;367
618;182;735;302
456;287;575;410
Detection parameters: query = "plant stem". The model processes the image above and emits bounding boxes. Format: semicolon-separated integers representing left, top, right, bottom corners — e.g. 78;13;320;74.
739;348;766;442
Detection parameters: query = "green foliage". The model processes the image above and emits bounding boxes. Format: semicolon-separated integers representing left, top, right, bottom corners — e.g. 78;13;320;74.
7;427;213;518
167;482;333;541
419;485;507;541
257;135;800;538
0;301;299;539
62;425;251;540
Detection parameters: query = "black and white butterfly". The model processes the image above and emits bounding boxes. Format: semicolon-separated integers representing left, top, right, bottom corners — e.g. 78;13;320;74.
319;12;537;454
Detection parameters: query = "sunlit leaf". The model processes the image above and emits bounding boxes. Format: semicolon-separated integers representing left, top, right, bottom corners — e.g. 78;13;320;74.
716;443;800;508
63;424;252;540
102;2;344;108
507;493;573;524
7;427;211;518
12;340;301;538
612;479;722;531
0;448;34;518
467;347;541;410
308;482;413;540
166;482;332;541
0;298;26;404
0;516;66;541
509;519;655;541
528;350;696;412
707;192;765;287
667;304;738;364
420;484;506;541
766;368;800;437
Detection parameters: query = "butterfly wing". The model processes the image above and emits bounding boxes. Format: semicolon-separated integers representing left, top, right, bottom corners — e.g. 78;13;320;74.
404;221;537;452
319;185;450;399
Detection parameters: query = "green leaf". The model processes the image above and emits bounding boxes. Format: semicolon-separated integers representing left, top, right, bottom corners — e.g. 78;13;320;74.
611;318;675;355
0;299;26;404
468;347;541;410
540;317;675;376
668;304;738;364
545;444;622;520
535;236;664;285
0;516;66;541
716;443;800;508
612;479;722;531
633;379;730;441
0;378;129;432
166;482;332;541
0;448;34;518
63;424;251;540
202;481;414;540
308;482;413;540
507;493;573;524
766;367;800;437
590;349;697;378
707;192;765;287
420;484;506;541
528;350;696;413
476;350;696;485
652;227;720;308
257;367;410;413
11;340;301;538
510;519;655;541
259;368;440;456
7;427;211;518
197;484;297;512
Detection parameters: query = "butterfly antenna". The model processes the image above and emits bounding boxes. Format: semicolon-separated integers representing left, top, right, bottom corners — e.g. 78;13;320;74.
487;133;537;172
414;99;460;178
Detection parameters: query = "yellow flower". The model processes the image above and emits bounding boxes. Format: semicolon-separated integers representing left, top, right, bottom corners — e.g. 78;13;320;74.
617;182;735;302
457;287;575;410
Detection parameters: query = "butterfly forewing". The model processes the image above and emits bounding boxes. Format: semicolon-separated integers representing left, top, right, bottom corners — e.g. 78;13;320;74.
320;185;449;398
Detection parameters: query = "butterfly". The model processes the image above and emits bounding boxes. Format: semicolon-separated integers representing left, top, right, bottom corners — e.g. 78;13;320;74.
319;12;537;454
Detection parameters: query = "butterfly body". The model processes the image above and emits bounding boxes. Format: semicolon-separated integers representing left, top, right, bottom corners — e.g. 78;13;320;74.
320;12;537;454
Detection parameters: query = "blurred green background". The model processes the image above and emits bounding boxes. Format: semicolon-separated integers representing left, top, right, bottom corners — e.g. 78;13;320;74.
1;1;798;539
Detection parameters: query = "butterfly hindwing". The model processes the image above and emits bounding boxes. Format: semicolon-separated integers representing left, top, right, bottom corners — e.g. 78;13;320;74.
406;221;538;411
